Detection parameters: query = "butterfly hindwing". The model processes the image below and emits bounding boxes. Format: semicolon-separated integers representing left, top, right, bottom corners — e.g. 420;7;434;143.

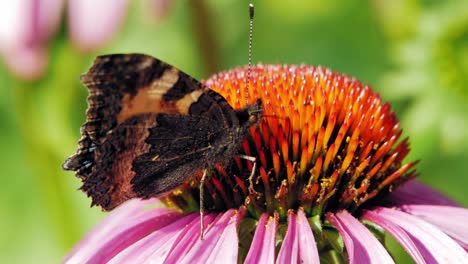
79;113;157;209
81;112;225;210
131;113;221;199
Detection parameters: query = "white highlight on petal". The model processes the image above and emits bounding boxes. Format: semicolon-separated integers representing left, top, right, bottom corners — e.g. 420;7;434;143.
363;209;426;264
399;205;468;250
367;207;468;264
327;210;394;264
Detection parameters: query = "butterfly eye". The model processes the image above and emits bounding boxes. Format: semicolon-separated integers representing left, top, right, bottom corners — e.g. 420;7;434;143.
248;114;257;124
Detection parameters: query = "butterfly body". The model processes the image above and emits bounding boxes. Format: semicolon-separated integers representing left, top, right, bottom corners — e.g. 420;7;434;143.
63;54;262;210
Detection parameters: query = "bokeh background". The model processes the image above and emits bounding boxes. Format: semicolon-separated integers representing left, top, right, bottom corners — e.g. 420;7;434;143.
0;0;466;263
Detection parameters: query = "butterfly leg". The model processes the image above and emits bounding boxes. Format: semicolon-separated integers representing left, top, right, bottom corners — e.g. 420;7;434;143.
199;168;208;240
238;155;258;194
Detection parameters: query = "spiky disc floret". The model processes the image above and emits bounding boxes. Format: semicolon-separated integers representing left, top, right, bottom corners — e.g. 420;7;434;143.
163;64;418;219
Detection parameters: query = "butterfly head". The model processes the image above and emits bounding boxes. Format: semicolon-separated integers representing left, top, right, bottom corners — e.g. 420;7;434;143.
235;99;263;133
247;99;263;124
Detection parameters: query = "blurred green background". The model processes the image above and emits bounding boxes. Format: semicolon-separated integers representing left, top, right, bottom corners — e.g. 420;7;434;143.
0;0;467;263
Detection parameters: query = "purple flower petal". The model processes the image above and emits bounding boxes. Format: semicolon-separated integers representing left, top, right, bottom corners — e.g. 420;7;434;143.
297;209;320;263
64;199;180;264
177;209;245;263
387;180;460;207
37;0;65;41
0;1;28;50
68;0;129;52
65;198;157;261
327;211;394;264
362;210;426;264
108;213;199;263
244;212;279;264
369;207;468;263
399;205;468;250
0;0;63;80
161;213;218;263
3;46;48;80
277;210;299;263
0;0;63;49
204;208;246;263
276;209;320;263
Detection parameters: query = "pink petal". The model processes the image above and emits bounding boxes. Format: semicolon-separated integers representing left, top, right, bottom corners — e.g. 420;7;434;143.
370;207;468;263
0;0;63;50
399;205;468;250
327;211;394;264
362;210;426;264
244;212;279;264
205;208;246;263
37;0;65;40
297;209;320;263
387;180;460;207
0;1;29;49
68;0;129;52
66;199;157;261
276;211;299;263
108;213;199;263
161;213;218;263
64;199;180;264
178;209;245;264
0;0;63;80
276;209;320;263
3;46;48;80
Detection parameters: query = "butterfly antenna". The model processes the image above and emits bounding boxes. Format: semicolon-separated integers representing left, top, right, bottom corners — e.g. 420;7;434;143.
246;3;254;91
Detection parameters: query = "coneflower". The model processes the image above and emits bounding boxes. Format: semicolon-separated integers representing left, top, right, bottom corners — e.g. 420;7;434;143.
65;64;467;263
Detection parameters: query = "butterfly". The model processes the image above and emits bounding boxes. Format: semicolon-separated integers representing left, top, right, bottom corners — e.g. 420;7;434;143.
63;53;262;211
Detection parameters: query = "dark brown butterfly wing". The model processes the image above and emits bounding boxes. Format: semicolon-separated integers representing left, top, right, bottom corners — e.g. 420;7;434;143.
63;54;256;210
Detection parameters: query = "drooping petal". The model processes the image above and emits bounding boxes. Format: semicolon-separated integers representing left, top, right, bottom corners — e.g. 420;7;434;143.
362;210;426;264
369;207;468;263
277;210;299;263
297;209;320;263
276;209;320;263
68;0;129;52
399;205;468;250
204;208;246;263
327;211;394;264
244;212;279;264
66;198;157;261
386;180;460;207
178;209;245;264
160;214;218;263
64;199;180;264
108;213;200;264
